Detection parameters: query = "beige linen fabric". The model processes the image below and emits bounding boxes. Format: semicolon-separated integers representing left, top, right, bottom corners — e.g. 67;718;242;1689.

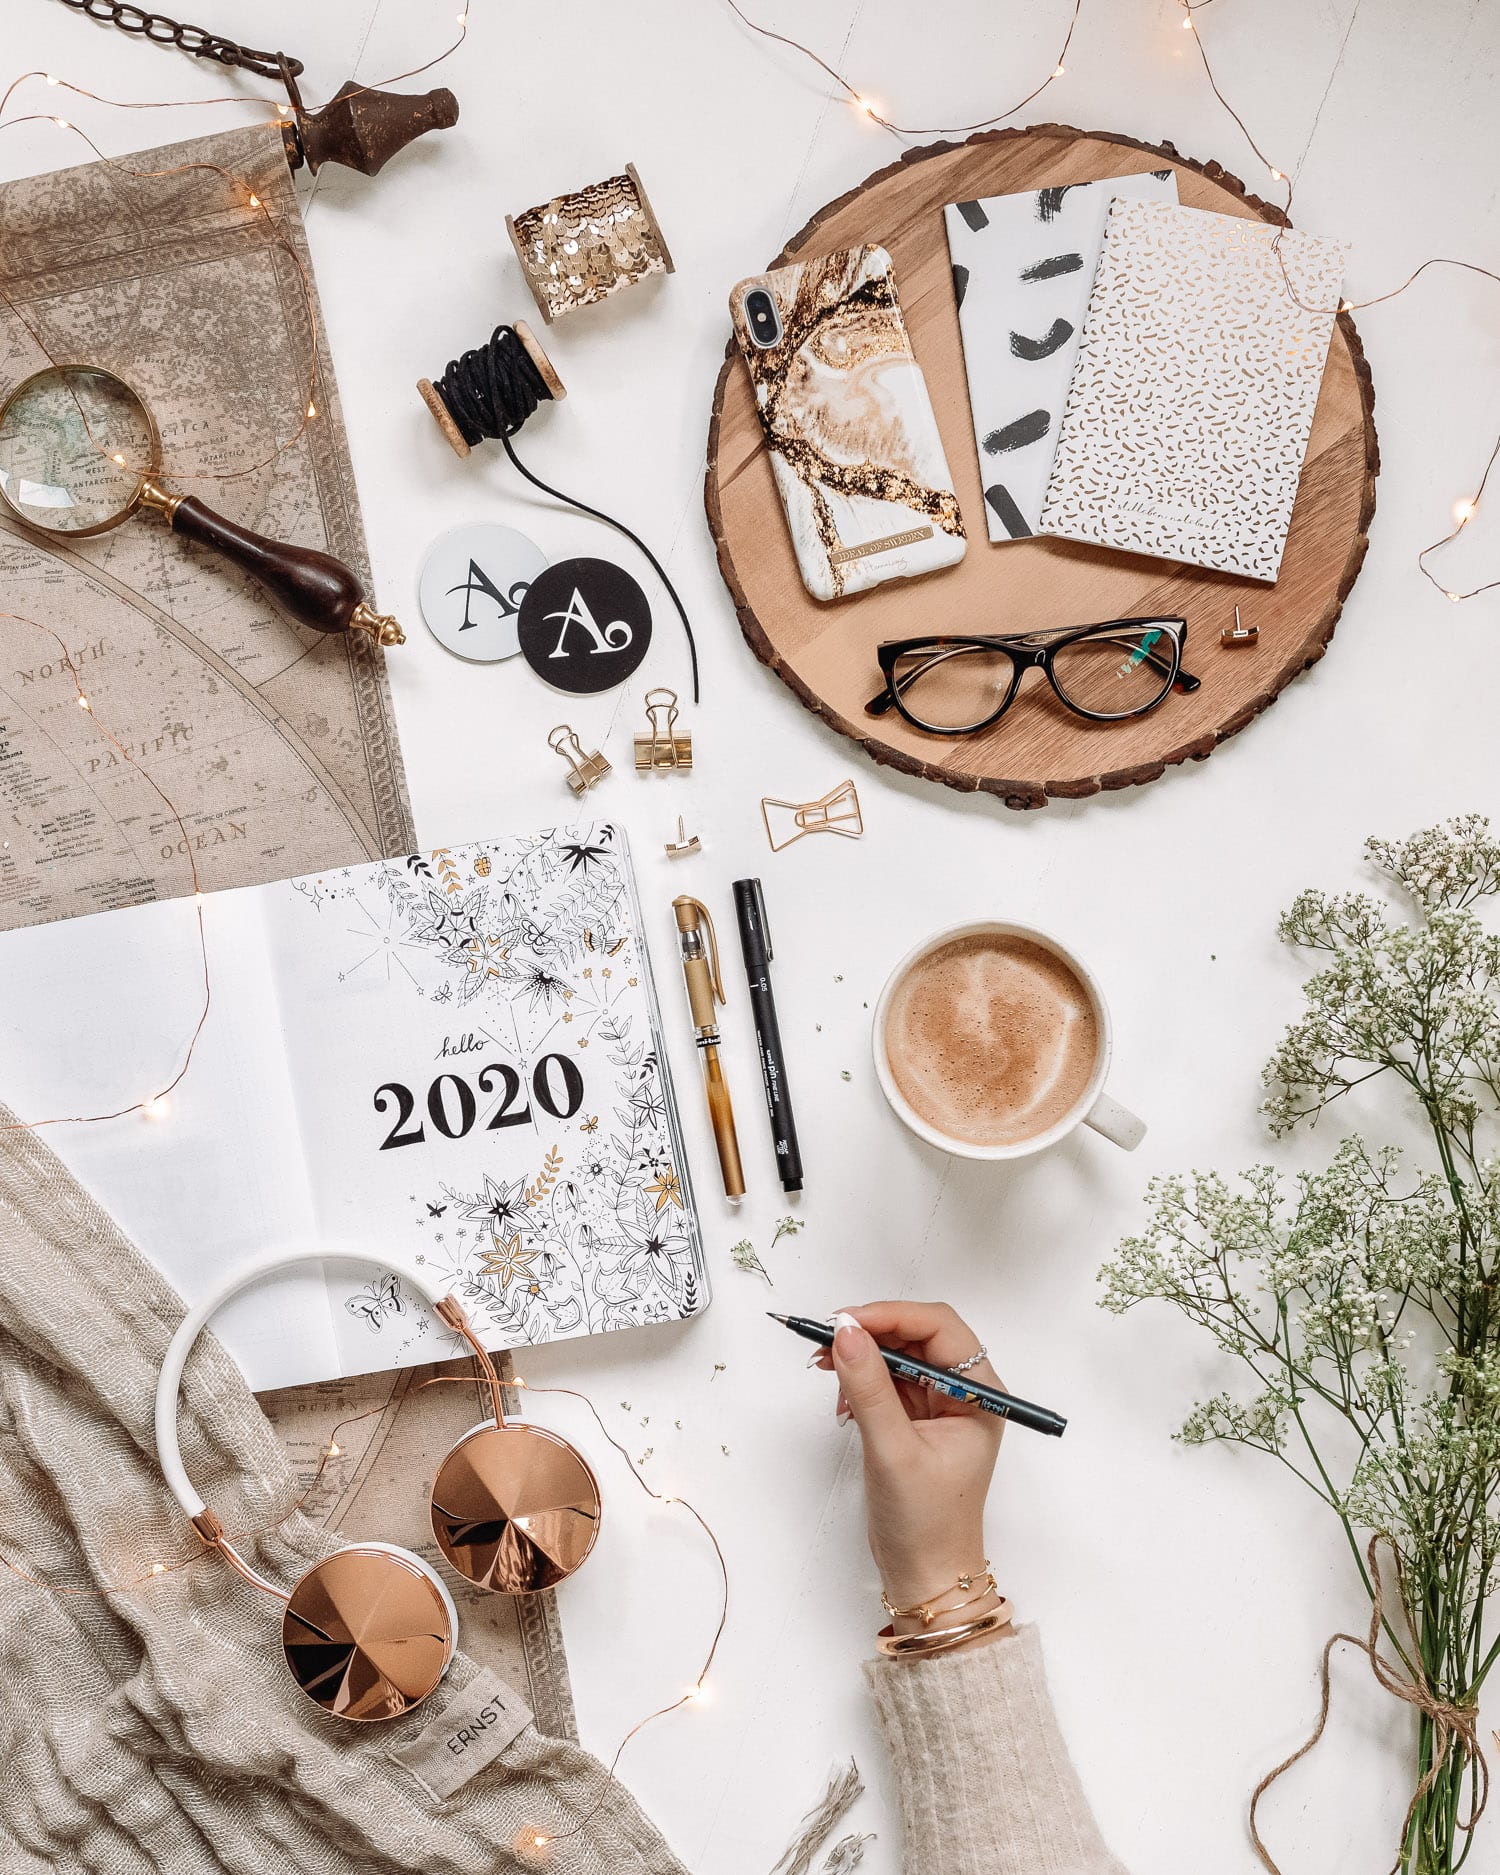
0;1107;688;1875
866;1626;1129;1874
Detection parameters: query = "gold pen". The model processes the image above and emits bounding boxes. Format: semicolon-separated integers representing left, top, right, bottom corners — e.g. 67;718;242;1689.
672;895;746;1203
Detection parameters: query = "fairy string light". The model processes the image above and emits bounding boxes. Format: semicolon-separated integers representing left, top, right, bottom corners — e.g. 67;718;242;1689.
722;0;1500;606
723;0;1082;135
0;1355;730;1868
0;613;212;1132
421;1372;729;1858
1176;0;1500;604
0;1367;407;1595
0;0;484;486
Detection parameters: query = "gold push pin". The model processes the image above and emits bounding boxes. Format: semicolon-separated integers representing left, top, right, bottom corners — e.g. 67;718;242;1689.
633;687;693;773
664;816;701;859
549;724;610;796
1221;605;1258;648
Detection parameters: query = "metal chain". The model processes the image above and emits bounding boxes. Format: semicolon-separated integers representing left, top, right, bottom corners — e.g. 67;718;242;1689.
49;0;302;81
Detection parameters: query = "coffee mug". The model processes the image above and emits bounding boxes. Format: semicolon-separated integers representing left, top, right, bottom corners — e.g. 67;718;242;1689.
872;920;1146;1161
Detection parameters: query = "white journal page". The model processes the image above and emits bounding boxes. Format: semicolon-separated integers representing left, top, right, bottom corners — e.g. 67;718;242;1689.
0;884;334;1389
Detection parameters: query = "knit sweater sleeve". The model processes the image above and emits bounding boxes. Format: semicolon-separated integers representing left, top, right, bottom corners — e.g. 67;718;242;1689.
864;1625;1129;1875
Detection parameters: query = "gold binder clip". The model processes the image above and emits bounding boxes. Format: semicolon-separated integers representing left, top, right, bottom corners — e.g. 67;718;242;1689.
664;816;701;859
549;724;611;796
1221;605;1258;648
760;778;864;853
633;687;693;773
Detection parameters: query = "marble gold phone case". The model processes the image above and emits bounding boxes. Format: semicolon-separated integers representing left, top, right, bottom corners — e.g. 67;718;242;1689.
730;245;966;602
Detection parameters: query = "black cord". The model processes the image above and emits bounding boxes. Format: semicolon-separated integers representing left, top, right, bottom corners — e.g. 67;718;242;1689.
431;326;700;703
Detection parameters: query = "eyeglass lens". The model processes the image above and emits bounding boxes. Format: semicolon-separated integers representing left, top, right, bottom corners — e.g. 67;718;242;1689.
1048;625;1176;717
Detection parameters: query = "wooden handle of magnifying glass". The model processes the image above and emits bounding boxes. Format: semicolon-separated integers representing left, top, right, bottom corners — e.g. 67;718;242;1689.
167;497;405;646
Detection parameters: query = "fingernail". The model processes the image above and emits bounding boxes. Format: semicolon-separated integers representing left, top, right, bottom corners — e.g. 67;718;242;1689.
806;1350;822;1369
832;1311;866;1358
836;1398;851;1425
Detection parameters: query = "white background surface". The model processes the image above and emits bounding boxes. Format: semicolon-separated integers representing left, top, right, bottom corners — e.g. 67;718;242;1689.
5;2;1500;1870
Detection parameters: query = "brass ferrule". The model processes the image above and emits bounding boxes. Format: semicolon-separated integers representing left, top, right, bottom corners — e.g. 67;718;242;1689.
350;602;405;647
434;1294;469;1335
137;480;183;521
191;1507;226;1547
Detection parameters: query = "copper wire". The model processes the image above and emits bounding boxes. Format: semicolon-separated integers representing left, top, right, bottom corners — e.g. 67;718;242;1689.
723;0;1082;136
0;1382;403;1597
0;613;212;1131
413;1370;731;1845
0;0;482;486
725;0;1500;604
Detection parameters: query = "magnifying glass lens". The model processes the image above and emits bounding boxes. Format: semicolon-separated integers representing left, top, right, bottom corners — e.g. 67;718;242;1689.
0;366;153;533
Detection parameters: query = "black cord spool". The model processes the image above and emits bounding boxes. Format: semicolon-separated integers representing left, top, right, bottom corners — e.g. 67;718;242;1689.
418;323;699;702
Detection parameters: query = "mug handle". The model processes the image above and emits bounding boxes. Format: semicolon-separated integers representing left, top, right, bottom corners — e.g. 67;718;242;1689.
1084;1089;1146;1152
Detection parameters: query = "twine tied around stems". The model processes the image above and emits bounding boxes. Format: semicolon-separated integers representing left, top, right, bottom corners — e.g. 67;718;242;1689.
1250;1537;1488;1873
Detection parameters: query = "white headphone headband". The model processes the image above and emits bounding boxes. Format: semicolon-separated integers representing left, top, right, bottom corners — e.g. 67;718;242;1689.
154;1248;447;1522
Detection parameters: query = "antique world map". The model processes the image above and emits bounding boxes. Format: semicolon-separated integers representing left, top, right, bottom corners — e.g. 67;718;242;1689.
0;123;412;930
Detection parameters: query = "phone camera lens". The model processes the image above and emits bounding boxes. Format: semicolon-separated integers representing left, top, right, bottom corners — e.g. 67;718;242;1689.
744;288;782;350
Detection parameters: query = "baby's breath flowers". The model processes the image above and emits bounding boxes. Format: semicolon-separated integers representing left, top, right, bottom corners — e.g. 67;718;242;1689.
1100;818;1500;1875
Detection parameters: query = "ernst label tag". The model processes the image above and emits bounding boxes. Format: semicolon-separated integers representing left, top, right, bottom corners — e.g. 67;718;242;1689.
389;1668;534;1802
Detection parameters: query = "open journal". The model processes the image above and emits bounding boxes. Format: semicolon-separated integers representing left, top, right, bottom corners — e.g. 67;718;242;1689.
0;824;706;1389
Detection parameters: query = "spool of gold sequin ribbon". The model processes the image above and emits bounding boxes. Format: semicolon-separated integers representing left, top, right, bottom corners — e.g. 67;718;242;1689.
505;163;675;325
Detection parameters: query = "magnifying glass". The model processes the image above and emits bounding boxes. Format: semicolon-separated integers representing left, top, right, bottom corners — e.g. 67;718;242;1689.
0;364;403;646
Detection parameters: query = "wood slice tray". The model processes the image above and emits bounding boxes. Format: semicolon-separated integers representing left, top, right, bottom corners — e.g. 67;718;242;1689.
705;125;1378;810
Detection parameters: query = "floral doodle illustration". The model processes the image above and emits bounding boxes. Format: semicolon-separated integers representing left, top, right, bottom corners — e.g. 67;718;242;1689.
284;823;704;1348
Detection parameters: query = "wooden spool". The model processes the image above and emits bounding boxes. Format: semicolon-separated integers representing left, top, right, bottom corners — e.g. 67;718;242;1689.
704;125;1378;811
417;320;566;460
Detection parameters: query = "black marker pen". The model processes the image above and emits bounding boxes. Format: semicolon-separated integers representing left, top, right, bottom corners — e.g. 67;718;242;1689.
732;878;804;1193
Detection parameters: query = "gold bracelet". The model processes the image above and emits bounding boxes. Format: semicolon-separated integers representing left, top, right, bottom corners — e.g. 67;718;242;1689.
875;1599;1014;1658
881;1563;994;1626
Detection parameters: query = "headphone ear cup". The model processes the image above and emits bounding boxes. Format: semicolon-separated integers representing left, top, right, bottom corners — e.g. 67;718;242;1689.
431;1421;602;1593
282;1543;456;1721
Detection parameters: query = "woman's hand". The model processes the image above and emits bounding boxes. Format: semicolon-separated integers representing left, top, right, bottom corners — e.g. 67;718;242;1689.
819;1301;1005;1621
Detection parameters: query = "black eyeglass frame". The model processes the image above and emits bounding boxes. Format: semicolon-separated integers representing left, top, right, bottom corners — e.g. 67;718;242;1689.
865;616;1200;737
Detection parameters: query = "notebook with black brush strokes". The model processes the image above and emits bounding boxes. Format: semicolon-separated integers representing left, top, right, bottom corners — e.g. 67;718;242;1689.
944;170;1179;543
1040;196;1345;581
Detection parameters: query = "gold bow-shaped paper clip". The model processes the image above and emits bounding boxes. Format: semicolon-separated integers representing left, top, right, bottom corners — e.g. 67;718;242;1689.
760;778;864;853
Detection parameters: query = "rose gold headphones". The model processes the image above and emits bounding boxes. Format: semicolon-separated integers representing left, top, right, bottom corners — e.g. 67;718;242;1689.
154;1248;601;1722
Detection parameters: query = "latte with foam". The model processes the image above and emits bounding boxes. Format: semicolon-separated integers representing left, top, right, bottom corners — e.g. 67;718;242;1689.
882;932;1101;1148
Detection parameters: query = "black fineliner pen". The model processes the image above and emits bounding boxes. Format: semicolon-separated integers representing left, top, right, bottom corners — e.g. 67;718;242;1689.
768;1312;1068;1438
732;878;804;1194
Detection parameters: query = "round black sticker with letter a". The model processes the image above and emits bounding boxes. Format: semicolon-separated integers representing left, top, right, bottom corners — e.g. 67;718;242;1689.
516;557;653;694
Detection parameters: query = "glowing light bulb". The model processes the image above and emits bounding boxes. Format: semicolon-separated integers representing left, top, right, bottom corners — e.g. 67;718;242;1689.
853;95;876;117
457;10;468;22
1446;591;1463;603
112;452;127;465
77;695;91;711
1339;299;1353;313
1269;167;1284;182
1182;12;1194;26
248;193;260;208
1454;498;1477;524
46;73;59;85
145;1095;169;1119
193;889;205;906
54;116;69;129
306;402;317;419
149;1562;167;1576
1052;63;1065;77
326;1440;342;1457
685;1679;710;1703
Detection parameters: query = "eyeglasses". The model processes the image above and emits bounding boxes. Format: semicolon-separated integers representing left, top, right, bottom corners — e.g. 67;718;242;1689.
865;617;1200;736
